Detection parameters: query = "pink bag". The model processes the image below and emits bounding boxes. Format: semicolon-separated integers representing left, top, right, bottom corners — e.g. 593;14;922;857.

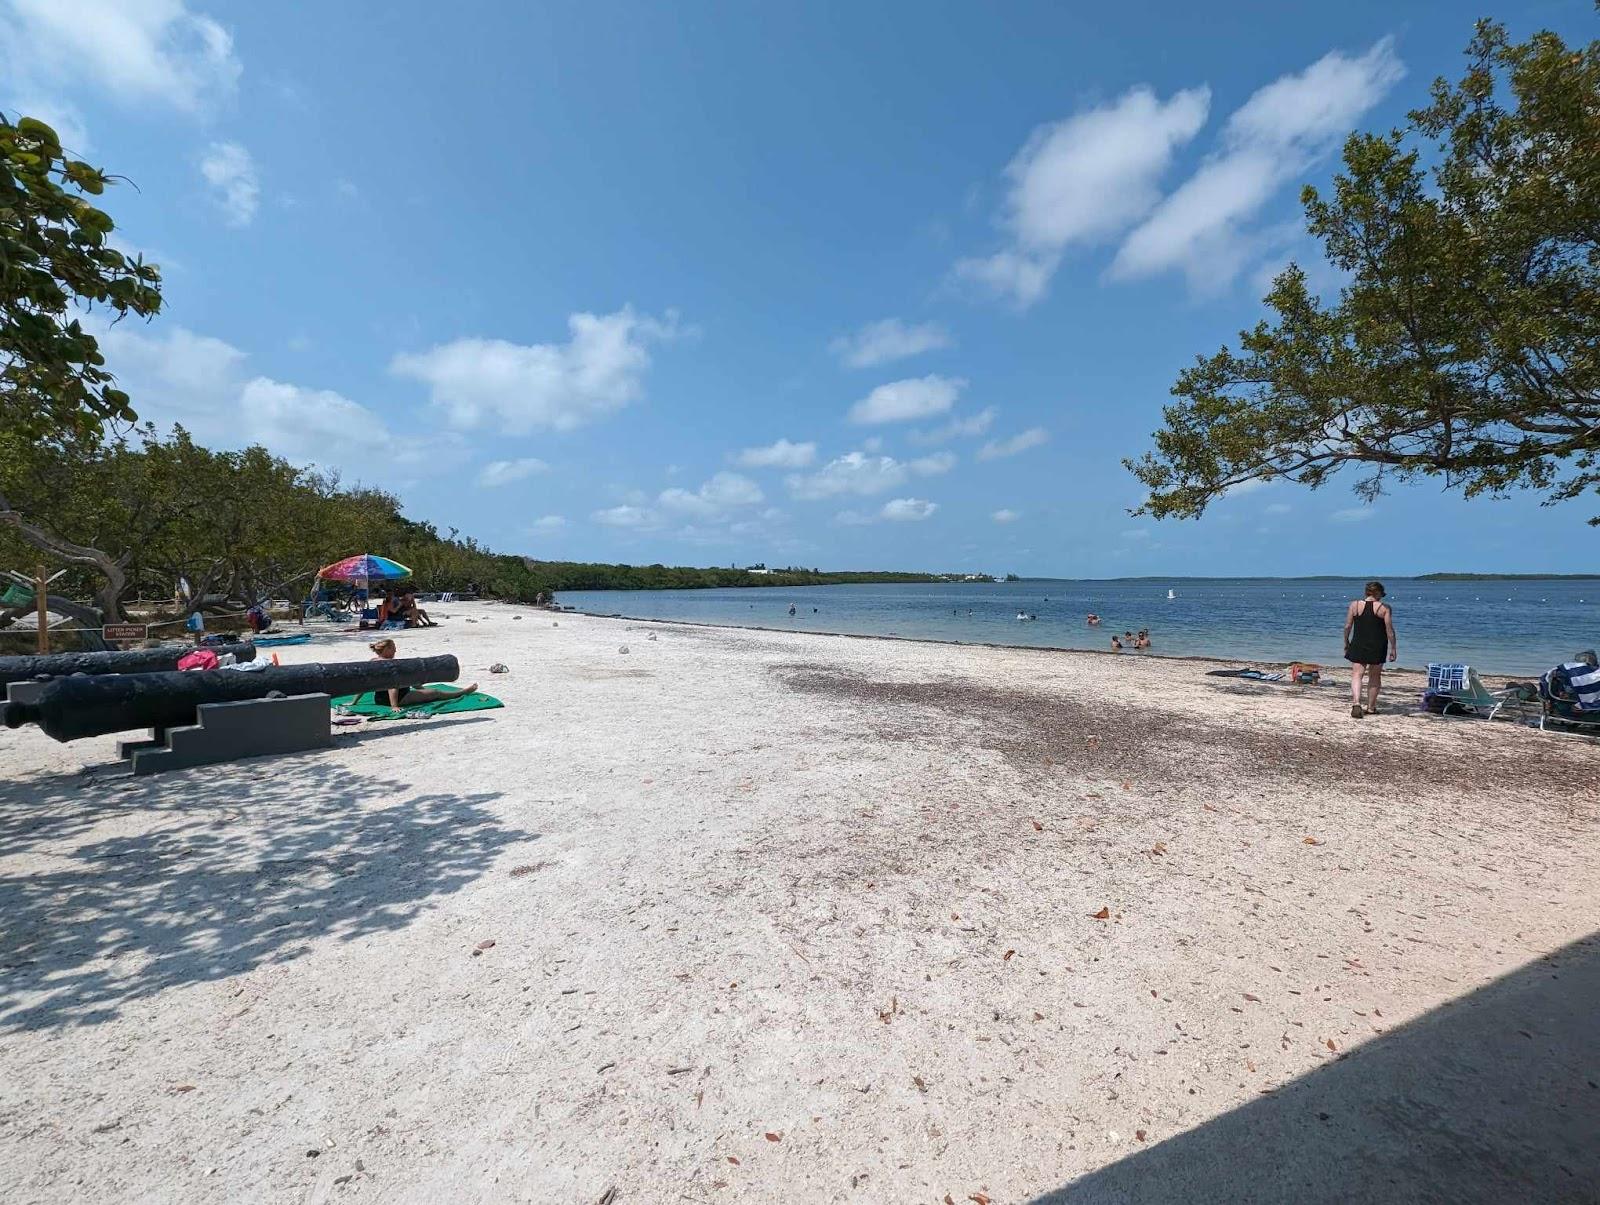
176;649;219;672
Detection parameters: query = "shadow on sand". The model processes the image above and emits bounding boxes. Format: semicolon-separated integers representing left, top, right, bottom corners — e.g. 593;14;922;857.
0;753;527;1033
1033;931;1600;1204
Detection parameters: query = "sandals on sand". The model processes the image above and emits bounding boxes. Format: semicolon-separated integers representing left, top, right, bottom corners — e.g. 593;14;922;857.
1350;704;1365;718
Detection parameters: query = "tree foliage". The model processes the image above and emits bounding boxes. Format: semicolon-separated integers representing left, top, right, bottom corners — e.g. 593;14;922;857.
0;424;549;627
1128;20;1600;522
0;114;163;440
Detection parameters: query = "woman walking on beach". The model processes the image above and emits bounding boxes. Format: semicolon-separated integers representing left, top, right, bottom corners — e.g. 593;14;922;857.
1343;581;1396;718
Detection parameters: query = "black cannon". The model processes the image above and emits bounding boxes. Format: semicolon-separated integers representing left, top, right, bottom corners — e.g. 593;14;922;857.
0;655;460;742
0;643;259;690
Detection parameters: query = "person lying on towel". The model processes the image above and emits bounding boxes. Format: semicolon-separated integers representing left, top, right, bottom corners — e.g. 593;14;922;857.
368;639;477;708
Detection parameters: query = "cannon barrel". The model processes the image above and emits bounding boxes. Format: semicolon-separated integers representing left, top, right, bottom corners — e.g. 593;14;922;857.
0;643;258;690
0;655;459;742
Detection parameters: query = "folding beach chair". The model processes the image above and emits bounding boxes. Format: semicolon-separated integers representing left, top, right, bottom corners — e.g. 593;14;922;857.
1423;663;1530;721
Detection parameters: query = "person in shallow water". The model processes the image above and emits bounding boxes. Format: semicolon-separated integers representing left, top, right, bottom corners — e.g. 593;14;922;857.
1343;580;1397;718
1110;634;1123;651
369;639;477;708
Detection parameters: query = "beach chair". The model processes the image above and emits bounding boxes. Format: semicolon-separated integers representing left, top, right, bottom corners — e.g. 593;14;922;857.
1423;663;1530;721
1538;661;1600;736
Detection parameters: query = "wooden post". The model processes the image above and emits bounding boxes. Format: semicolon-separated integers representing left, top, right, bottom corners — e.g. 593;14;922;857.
35;562;48;654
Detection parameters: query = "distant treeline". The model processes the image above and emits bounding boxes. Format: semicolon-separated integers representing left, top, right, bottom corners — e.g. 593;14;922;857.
1418;573;1600;581
523;561;948;592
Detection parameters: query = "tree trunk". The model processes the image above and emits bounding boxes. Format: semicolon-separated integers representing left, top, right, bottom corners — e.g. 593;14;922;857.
0;488;128;622
0;594;109;650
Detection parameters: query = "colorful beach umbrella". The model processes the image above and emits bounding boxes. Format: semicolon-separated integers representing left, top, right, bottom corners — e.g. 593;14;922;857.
319;554;412;582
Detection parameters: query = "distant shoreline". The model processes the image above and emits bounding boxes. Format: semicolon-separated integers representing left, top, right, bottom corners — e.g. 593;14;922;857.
554;573;1597;591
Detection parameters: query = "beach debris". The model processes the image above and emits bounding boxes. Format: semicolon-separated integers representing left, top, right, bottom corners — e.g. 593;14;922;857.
489;663;508;673
764;1132;782;1143
306;1149;321;1159
1150;841;1167;856
596;1187;618;1205
1303;836;1324;846
647;633;658;641
1003;949;1016;961
169;1083;197;1094
666;1066;694;1075
727;1156;740;1165
1135;1130;1148;1143
912;1075;929;1093
969;1194;992;1205
471;939;496;956
513;615;522;620
618;646;630;654
553;621;559;626
1244;993;1261;1002
1325;1038;1338;1052
1031;818;1044;831
597;1063;616;1074
1090;907;1111;920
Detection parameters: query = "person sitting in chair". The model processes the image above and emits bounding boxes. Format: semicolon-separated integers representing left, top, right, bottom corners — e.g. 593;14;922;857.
369;639;476;707
399;588;438;627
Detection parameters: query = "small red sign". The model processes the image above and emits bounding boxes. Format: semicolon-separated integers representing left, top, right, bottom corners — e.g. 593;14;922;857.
103;624;148;642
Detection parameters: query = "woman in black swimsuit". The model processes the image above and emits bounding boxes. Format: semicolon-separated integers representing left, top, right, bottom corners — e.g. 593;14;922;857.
1343;581;1396;718
369;639;477;708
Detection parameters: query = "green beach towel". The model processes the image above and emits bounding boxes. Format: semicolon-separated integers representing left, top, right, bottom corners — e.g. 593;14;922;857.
332;684;504;720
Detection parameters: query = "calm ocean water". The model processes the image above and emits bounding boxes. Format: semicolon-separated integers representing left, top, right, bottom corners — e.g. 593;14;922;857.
560;578;1600;676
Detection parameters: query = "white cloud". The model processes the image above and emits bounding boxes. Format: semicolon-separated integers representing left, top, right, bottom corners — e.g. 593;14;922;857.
232;377;450;473
911;406;996;445
882;498;938;522
199;142;259;227
830;318;952;368
860;436;883;453
1331;506;1377;523
977;427;1050;460
836;498;939;525
529;515;567;531
991;508;1020;523
734;438;816;469
1121;528;1153;541
1;0;241;113
592;504;657;529
85;317;463;479
1265;502;1293;515
1113;39;1403;288
1221;477;1270;498
658;471;763;518
477;457;549;488
847;374;965;425
908;451;956;476
393;307;682;434
956;85;1210;306
787;452;911;500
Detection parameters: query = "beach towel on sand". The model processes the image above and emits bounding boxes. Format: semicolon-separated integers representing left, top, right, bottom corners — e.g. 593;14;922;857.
331;685;504;719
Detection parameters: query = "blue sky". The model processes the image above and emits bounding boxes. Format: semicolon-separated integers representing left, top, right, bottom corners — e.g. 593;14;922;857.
5;1;1594;576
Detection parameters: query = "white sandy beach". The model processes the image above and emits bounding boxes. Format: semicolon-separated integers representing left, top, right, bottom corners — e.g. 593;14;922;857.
1;601;1596;1204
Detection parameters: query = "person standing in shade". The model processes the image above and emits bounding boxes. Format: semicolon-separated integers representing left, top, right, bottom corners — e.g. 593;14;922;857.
1343;580;1396;718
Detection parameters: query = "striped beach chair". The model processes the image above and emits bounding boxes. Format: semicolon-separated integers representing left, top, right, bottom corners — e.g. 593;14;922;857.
1538;659;1600;735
